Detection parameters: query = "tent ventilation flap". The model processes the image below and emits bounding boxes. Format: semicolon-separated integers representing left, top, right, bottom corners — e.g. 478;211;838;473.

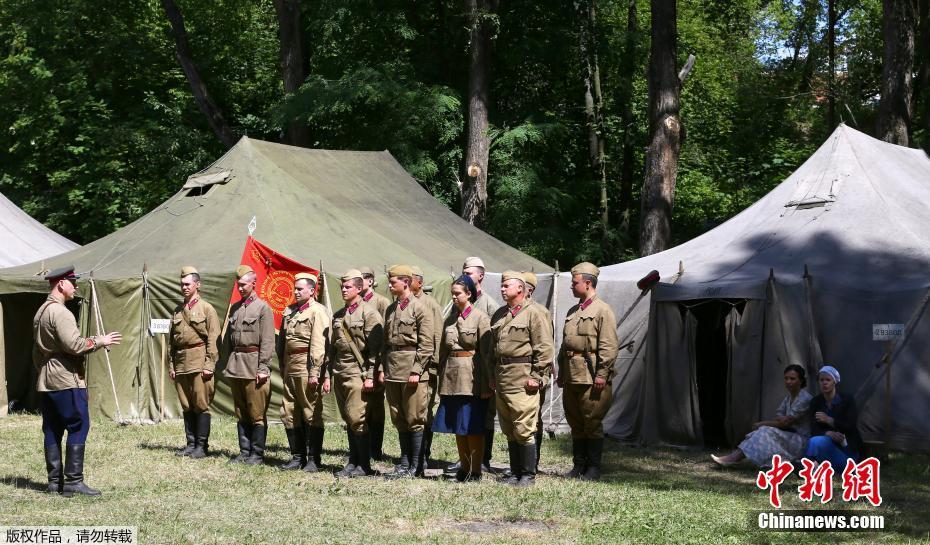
182;170;232;192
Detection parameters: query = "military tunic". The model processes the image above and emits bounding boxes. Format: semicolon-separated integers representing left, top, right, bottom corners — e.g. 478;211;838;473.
558;296;619;439
415;290;444;429
382;295;435;432
223;294;275;425
490;298;554;444
438;307;492;397
361;289;390;428
169;298;220;413
473;290;501;431
330;301;383;433
277;300;330;429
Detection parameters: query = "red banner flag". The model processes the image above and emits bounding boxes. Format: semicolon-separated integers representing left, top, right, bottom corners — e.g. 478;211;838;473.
230;236;320;330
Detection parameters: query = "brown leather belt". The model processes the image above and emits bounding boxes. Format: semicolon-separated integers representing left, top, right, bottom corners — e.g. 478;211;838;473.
179;342;205;350
564;350;592;358
289;346;309;355
235;345;260;353
391;345;417;352
450;350;475;358
500;356;532;364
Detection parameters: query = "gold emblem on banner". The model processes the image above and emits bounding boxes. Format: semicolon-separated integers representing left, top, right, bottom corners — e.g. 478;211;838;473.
261;270;296;313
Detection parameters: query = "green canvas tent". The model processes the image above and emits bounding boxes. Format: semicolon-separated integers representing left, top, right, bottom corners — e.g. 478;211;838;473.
0;137;549;422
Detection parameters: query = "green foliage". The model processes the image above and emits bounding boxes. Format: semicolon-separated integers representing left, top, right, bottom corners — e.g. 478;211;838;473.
0;0;920;264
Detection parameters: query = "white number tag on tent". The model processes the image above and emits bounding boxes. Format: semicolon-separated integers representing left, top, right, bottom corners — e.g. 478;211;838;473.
150;319;171;335
872;324;904;341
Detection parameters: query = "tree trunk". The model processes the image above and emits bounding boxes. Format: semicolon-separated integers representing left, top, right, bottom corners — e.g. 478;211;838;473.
877;0;917;145
274;0;310;147
619;0;638;236
828;0;837;130
919;0;930;152
161;0;237;149
639;0;694;257
461;0;499;228
576;0;610;249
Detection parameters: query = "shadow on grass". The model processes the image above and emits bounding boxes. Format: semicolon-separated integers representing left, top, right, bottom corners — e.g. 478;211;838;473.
0;474;50;493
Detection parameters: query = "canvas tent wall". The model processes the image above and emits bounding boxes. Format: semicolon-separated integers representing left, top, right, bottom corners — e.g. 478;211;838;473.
0;137;549;422
547;125;930;451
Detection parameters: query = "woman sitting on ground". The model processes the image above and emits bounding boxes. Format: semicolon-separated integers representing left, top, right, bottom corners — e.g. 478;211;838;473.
804;365;861;469
711;364;813;467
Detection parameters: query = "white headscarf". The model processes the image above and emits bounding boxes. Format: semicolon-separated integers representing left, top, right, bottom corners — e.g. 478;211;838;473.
819;365;841;384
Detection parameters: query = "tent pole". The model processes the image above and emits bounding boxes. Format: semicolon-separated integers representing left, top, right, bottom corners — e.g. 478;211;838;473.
89;275;124;422
319;262;333;316
545;262;560;433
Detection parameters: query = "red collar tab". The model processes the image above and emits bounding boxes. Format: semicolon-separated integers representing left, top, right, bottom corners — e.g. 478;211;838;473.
347;302;359;314
186;298;198;310
461;306;472;319
363;291;373;302
243;294;255;307
399;298;409;310
580;298;593;311
510;305;522;317
298;302;310;312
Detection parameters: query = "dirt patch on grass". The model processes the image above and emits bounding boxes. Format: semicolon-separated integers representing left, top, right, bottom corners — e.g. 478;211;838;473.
450;519;554;535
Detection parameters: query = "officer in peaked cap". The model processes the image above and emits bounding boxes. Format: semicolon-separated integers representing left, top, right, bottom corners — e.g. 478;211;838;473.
34;266;122;496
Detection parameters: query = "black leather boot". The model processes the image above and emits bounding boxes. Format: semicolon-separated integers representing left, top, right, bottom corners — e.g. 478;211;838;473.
176;412;196;457
563;439;587;478
421;429;436;469
516;443;537;487
62;444;101;497
353;432;374;476
302;424;319;472
44;442;63;494
534;424;544;473
229;421;251;464
280;427;306;470
410;430;424;477
190;412;211;459
336;429;357;477
244;424;267;466
482;428;495;473
386;432;411;478
370;419;385;461
501;441;519;485
311;426;325;468
581;438;603;481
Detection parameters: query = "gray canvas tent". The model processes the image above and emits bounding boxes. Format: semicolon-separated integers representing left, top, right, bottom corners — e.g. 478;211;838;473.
0;136;548;421
0;191;77;268
0;191;78;415
546;125;930;451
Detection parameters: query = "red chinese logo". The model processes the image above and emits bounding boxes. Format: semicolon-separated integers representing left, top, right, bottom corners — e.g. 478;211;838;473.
756;455;794;508
841;458;882;507
797;459;834;503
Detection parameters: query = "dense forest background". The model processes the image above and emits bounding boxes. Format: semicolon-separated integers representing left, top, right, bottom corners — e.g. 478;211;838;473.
1;0;927;267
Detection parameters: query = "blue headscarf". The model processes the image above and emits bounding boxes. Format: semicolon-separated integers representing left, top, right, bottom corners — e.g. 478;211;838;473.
819;365;841;384
454;274;478;303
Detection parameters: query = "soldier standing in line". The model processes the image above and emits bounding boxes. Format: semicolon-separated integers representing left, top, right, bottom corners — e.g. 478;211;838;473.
277;272;331;472
461;256;501;474
489;271;553;487
169;266;221;459
330;269;383;477
521;271;553;473
34;266;121;496
359;266;390;461
223;265;275;466
557;262;619;481
380;264;435;478
410;265;443;471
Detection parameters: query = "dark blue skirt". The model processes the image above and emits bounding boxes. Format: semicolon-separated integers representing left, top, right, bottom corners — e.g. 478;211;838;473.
432;395;488;435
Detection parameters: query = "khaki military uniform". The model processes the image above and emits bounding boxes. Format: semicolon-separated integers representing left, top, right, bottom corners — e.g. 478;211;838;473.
490;299;553;444
473;291;500;324
331;301;383;433
33;296;95;392
438;307;492;397
223;294;275;424
558;296;619;438
361;289;390;429
277;300;330;429
382;296;435;432
474;290;501;433
415;291;444;426
169;298;220;413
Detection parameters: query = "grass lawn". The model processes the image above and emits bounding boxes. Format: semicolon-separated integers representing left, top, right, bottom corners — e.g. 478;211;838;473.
0;414;927;544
